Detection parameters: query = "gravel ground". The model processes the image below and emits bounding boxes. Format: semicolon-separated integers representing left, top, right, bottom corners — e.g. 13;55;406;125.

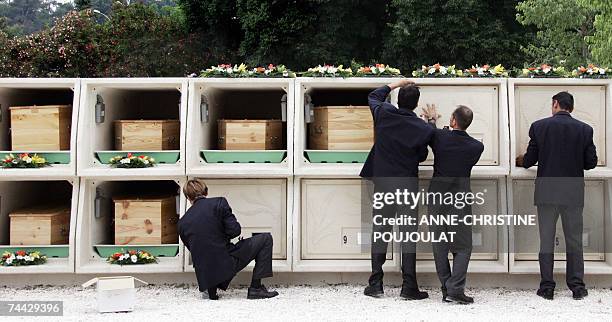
1;284;611;321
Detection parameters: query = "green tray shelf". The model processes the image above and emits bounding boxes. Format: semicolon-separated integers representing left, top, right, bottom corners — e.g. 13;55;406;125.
0;151;70;165
0;245;69;258
94;244;179;258
95;151;180;164
305;150;369;163
201;150;286;163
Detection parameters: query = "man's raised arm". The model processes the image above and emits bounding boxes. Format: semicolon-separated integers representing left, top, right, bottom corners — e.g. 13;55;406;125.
368;79;414;116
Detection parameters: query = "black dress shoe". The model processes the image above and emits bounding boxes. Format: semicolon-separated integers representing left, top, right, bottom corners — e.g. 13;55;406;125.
537;288;554;300
572;288;588;300
400;287;429;300
446;292;474;304
247;285;279;299
202;291;219;300
364;283;384;298
441;287;451;302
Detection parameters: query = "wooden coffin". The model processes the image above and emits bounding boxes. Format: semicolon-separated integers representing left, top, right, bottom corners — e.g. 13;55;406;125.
309;106;373;150
9;206;71;245
10;105;72;151
114;120;180;151
113;195;178;245
218;119;283;150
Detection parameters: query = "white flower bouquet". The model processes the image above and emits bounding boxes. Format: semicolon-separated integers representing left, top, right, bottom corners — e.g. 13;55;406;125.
412;64;461;77
109;153;156;168
572;64;610;79
301;64;353;77
1;250;47;266
464;64;508;77
107;250;157;265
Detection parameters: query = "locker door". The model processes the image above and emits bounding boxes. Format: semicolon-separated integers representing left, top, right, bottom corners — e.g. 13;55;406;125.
416;179;500;260
301;179;392;260
419;85;500;166
515;85;606;165
513;180;605;261
205;179;287;260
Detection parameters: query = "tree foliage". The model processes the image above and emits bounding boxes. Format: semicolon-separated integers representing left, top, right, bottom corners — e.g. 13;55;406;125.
580;0;612;65
516;0;596;67
383;0;530;71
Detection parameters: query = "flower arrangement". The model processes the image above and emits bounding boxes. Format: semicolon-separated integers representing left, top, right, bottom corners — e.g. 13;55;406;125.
518;64;568;78
107;250;157;265
199;64;295;78
572;64;610;79
301;65;353;77
109;153;156;168
1;250;47;266
249;64;295;77
464;64;508;77
412;64;462;77
0;153;49;168
200;63;249;77
355;64;401;77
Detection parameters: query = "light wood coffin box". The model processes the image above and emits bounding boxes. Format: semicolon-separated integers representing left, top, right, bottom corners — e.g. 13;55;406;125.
113;195;178;245
218;119;283;150
309;106;373;150
114;120;180;151
9;105;72;151
9;206;71;245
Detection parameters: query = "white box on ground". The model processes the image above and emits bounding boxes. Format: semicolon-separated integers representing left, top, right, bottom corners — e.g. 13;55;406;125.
82;276;148;313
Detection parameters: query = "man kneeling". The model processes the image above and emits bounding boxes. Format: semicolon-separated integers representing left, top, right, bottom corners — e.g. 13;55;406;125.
178;179;279;300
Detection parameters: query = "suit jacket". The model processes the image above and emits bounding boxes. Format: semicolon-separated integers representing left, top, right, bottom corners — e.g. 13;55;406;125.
178;196;241;291
522;111;598;206
360;85;434;178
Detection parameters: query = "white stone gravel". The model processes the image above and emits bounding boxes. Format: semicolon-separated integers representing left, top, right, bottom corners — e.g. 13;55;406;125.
1;284;611;321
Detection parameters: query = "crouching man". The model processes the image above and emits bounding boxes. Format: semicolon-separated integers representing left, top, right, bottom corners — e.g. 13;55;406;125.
178;179;279;300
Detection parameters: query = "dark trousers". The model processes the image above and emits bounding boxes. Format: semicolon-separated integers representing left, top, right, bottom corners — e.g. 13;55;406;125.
369;203;419;289
230;233;274;281
430;204;472;294
537;205;585;291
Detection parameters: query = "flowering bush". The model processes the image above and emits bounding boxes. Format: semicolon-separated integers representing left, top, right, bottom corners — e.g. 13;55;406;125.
355;64;401;77
412;64;462;77
301;65;353;77
518;64;568;78
464;64;508;77
1;153;49;168
109;153;156;168
107;250;157;265
199;63;295;77
1;250;47;266
572;64;611;78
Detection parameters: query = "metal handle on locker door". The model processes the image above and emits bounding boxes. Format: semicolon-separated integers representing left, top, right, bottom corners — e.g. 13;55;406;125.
280;94;287;122
200;95;209;123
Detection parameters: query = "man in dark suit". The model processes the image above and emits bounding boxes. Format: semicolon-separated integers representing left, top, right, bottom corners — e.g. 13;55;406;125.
421;104;484;304
178;179;279;300
517;91;597;300
361;80;434;300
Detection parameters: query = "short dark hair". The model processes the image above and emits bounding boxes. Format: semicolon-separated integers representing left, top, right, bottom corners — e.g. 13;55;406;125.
398;85;420;110
452;105;474;130
552;91;574;111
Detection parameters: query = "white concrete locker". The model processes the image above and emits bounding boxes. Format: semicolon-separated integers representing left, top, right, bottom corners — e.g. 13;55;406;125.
203;179;288;260
0;178;79;274
512;179;605;261
418;85;500;166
